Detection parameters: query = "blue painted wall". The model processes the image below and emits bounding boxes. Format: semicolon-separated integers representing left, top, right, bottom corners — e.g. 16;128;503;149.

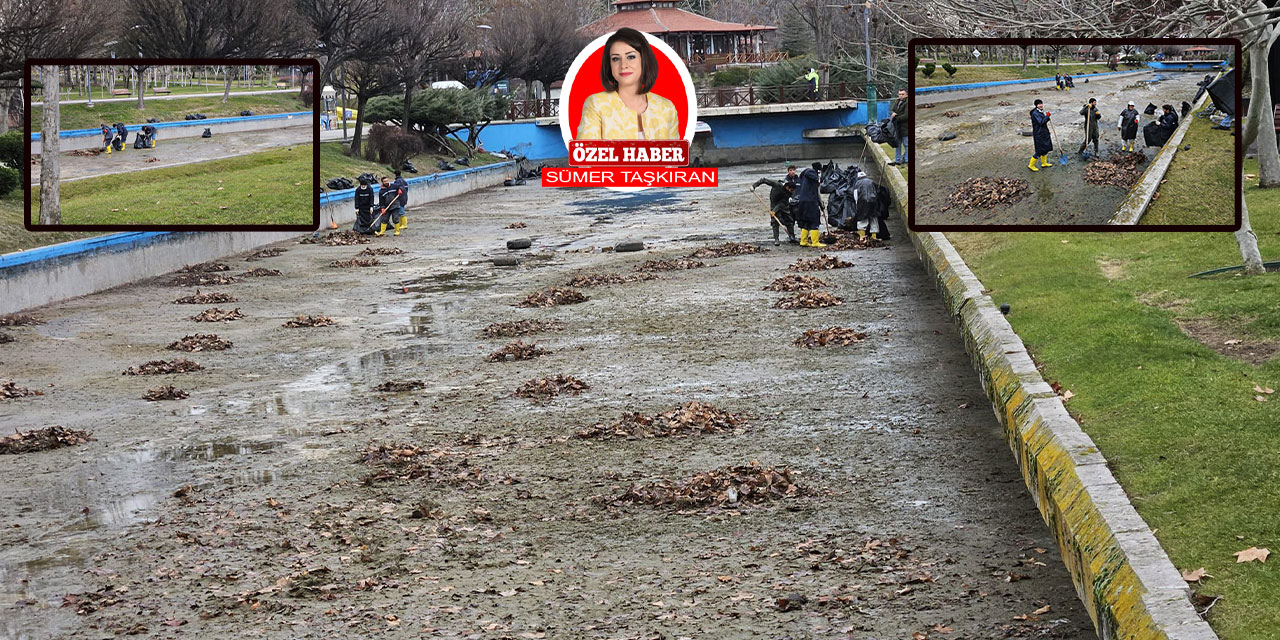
30;111;313;141
915;70;1140;94
1148;61;1228;71
477;102;887;160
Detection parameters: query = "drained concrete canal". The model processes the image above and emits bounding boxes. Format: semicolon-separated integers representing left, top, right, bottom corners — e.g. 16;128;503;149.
914;71;1209;225
1;164;1096;638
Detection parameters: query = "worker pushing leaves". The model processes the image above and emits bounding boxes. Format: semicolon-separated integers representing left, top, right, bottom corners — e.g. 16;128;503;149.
795;162;826;247
1078;98;1102;158
1029;99;1053;172
752;167;799;246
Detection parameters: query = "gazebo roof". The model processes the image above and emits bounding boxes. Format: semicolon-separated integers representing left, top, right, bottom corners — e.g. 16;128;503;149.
580;4;775;37
1183;46;1216;52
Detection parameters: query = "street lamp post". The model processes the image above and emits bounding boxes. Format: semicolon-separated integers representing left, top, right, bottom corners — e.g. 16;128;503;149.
863;0;876;125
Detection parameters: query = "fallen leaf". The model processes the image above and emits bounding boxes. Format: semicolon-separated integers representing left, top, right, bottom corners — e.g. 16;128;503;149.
1234;547;1269;563
932;624;953;633
913;633;928;640
1254;385;1274;394
1257;396;1268;403
1181;568;1210;583
896;586;914;596
1061;390;1074;401
499;589;518;597
162;619;186;627
1033;605;1052;615
1224;339;1242;345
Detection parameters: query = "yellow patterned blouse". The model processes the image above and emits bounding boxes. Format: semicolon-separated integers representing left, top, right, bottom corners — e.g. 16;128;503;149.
575;91;681;140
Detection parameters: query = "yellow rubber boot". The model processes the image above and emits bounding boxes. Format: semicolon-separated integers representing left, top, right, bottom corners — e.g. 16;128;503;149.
393;221;401;236
1040;155;1051;167
798;229;810;247
870;232;879;240
857;229;867;240
811;231;827;248
375;223;387;237
1028;157;1039;172
398;215;407;231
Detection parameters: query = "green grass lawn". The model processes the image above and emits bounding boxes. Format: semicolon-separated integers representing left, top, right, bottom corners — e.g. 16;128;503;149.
1141;115;1235;225
320;139;506;185
945;159;1279;639
916;63;1120;87
32;93;307;132
0;190;100;254
31;146;313;226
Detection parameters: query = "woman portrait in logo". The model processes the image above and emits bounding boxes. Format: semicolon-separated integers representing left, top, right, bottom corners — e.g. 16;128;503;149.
575;28;680;141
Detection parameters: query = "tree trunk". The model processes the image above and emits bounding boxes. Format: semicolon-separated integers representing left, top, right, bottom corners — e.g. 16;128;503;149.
1236;195;1265;275
0;87;11;135
1247;35;1280;187
223;67;234;104
402;81;414;134
39;65;61;226
136;71;145;110
349;95;369;156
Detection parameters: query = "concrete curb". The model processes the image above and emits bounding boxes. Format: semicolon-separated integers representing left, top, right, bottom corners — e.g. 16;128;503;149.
30;112;313;153
867;141;1218;640
915;70;1149;104
1;162;516;316
1109;83;1216;225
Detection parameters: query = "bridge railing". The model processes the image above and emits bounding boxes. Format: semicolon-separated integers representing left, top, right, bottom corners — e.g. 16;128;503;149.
503;81;874;120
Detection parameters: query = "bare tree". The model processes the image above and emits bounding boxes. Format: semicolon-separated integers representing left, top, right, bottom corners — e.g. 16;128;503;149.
38;65;60;225
331;10;407;156
0;0;100;133
387;0;476;134
294;0;382;99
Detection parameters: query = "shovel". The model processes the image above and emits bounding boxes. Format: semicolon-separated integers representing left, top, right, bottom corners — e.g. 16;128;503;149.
1047;119;1069;165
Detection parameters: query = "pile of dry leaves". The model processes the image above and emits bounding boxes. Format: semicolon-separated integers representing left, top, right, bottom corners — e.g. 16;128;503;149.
1083;151;1147;188
820;233;886;251
484;340;550;362
358;247;404;256
998;101;1014;106
764;275;829;292
0;426;93;455
478;319;566;338
241;268;282;277
181;262;231;273
283;315;335;328
513;374;589;402
634;258;706;272
190;307;244;322
943;110;961;117
795;327;868;347
608;461;808;509
775;291;844;309
518;287;588;308
167;334;232;352
122;359;203;376
330;258;380;268
577;401;748;440
171;273;236;287
2;381;45;398
143;385;189;401
943;177;1030;212
173;291;236;305
564;272;655;288
0;313;42;326
686;243;767;259
358;443;490;487
918;103;936;109
374;380;426;392
301;231;371;246
244;247;286;261
789;255;853;272
506;222;527;229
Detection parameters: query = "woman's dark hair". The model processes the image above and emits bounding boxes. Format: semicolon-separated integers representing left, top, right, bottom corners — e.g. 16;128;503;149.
600;28;659;94
1162;103;1173;112
1034;99;1043;106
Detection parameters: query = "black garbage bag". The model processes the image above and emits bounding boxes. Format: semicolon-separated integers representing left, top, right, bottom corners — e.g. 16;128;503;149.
875;184;892;241
201;128;212;138
239;110;253;116
357;172;377;185
111;136;124;151
1143;121;1174;148
1206;69;1234;117
1181;101;1192;118
133;132;151;149
146;117;159;123
1144;103;1158;115
504;177;526;187
325;177;354;190
402;161;418;173
184;114;196;120
437;160;455;171
196;114;207;120
455;157;470;166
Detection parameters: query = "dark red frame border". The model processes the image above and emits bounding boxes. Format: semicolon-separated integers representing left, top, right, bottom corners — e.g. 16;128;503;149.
905;38;1242;232
23;57;320;233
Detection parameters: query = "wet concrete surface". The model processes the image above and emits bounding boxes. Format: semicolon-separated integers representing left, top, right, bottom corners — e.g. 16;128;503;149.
29;125;312;184
0;164;1096;639
914;71;1205;225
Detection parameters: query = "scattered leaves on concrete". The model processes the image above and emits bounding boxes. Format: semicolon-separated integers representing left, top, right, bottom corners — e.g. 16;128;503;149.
820;232;887;251
943;177;1030;212
190;307;244;322
576;401;748;440
514;374;589;402
485;340;550;362
634;258;707;272
478;320;566;339
604;461;809;509
1083;151;1147;188
245;247;287;261
301;230;371;246
171;273;237;287
0;313;42;326
2;381;45;399
283;315;335;328
505;222;527;229
788;255;852;271
918;103;936;109
173;290;236;305
0;332;13;344
358;247;404;256
330;258;380;268
180;262;231;273
241;268;283;277
564;272;657;288
167;334;232;351
122;359;203;376
59;585;124;613
358;443;496;487
795;327;868;347
143;385;189;401
686;242;768;259
1;426;93;454
518;287;588;307
764;275;829;291
943;110;961;117
775;291;844;309
374;380;426;392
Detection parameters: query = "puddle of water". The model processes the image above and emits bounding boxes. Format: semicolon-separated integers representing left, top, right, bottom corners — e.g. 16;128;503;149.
568;190;682;215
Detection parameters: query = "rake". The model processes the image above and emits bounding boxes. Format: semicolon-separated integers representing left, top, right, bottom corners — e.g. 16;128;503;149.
1047;118;1069;165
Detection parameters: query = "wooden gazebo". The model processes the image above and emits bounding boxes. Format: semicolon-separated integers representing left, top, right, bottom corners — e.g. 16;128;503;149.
579;0;778;65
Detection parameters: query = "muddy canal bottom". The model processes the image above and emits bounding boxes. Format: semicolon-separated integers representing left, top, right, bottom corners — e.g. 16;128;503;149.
0;164;1095;639
914;71;1210;225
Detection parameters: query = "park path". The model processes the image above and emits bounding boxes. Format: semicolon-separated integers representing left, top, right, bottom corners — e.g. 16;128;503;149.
0;163;1096;639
